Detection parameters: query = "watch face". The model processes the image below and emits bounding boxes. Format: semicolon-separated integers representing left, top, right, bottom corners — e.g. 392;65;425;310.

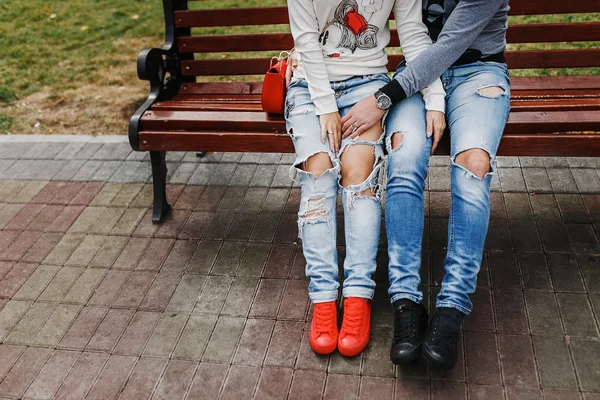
376;93;392;110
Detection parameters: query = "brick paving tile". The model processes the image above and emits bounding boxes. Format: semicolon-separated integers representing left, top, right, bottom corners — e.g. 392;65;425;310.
118;357;167;400
4;204;45;230
547;253;585;292
0;345;26;382
69;182;104;206
221;276;259;317
295;323;329;372
58;306;108;350
0;301;32;341
510;219;543;252
249;278;285;318
50;182;86;205
543;390;583;400
579;255;600;294
136;238;173;271
21;232;64;264
110;207;146;236
0;262;37;299
504;193;534;220
88;207;126;235
0;232;19;255
484;219;512;252
498;334;538;388
186;363;229;400
225;212;258;241
162;240;197;272
85;355;137;400
284;188;301;214
358;376;394;400
464;332;501;385
532;335;578;390
505;386;543;400
233;318;275;366
62;267;107;304
8;181;47;204
1;231;43;262
323;373;360;400
5;302;56;345
187;240;222;275
431;332;465;383
23;350;80;400
174;185;204;210
112;237;149;270
250;211;281;242
525;291;563;336
110;183;143;207
87;269;130;306
53;352;107;400
112;271;156;308
467;385;505;400
556;194;589;223
31;304;81;347
464;289;494;332
152;359;197;400
194;275;234;314
394;377;430;399
362;325;395;378
172;314;218;360
130;184;152;208
212;241;246;276
67;206;105;234
278;279;309;321
37;267;83;302
167;274;205;313
548;169;579;194
178;211;211;240
567;223;600;254
494;289;529;335
217;365;260;400
113;311;161;356
26;205;64;231
89;183;123;207
89;236;128;268
139;270;182;311
156;210;191;239
263;243;295;278
489;251;521;289
143;313;188;357
0;204;24;230
583;194;600;221
329;351;362;375
0;261;12;282
556;293;599;338
289;370;326;400
203;211;235;240
583;394;600;400
238;242;271;277
65;234;106;267
0;347;53;398
43;233;84;265
86;308;134;352
430;381;468;400
202;316;245;363
519;253;552;291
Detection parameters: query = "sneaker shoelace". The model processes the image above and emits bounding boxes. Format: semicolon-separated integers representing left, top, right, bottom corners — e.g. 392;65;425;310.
341;299;364;336
430;312;460;352
393;305;417;343
314;303;336;334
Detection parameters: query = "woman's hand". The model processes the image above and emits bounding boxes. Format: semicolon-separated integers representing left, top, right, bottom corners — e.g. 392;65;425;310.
285;53;299;87
427;110;446;154
320;112;342;153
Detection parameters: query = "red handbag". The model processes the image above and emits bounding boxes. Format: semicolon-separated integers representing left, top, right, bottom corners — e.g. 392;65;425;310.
261;52;291;114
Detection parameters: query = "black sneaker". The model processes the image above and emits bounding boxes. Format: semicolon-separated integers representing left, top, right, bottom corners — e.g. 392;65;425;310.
422;307;464;370
390;299;428;364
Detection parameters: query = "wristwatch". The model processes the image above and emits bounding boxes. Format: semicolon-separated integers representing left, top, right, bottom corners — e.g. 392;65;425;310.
374;90;392;110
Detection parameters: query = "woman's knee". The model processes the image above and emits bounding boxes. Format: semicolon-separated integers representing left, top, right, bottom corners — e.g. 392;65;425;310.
301;152;334;178
454;149;491;179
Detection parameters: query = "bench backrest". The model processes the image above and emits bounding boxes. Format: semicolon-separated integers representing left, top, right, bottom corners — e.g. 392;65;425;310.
165;0;600;80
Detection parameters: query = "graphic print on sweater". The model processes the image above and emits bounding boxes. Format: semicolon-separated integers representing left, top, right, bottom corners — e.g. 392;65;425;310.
318;0;382;58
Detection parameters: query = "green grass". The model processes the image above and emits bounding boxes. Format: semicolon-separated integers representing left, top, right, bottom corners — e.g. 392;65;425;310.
0;1;597;134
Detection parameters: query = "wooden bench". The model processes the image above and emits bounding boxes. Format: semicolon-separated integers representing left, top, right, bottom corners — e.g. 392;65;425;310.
129;0;600;223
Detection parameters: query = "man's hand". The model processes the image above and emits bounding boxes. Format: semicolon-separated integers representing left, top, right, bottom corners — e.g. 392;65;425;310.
427;110;446;154
320;112;342;153
341;95;385;139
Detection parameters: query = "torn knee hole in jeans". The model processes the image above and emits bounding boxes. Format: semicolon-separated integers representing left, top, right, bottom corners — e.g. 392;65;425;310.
477;85;506;99
386;132;405;153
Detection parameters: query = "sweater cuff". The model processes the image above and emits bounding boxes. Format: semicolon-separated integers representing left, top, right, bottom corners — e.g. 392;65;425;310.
379;79;407;106
314;94;339;116
424;93;446;114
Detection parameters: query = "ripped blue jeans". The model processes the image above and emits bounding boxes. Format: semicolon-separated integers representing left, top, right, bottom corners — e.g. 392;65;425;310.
386;62;510;314
285;74;390;303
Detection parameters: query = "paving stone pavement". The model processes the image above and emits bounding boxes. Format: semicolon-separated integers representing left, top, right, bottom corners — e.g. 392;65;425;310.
0;136;599;399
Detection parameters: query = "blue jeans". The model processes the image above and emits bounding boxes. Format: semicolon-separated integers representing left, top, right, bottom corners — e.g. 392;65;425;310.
385;62;511;314
285;74;390;303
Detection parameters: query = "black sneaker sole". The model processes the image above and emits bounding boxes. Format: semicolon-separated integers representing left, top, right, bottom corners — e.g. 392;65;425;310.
422;344;457;371
390;341;423;365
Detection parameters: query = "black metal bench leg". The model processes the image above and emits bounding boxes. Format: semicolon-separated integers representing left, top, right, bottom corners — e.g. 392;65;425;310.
150;151;171;224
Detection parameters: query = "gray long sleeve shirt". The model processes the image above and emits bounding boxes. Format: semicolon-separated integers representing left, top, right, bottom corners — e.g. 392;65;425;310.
392;0;509;98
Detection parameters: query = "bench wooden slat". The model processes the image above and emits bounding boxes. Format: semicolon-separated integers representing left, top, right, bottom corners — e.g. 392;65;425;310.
141;109;600;134
178;22;600;53
174;2;600;28
138;130;600;157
